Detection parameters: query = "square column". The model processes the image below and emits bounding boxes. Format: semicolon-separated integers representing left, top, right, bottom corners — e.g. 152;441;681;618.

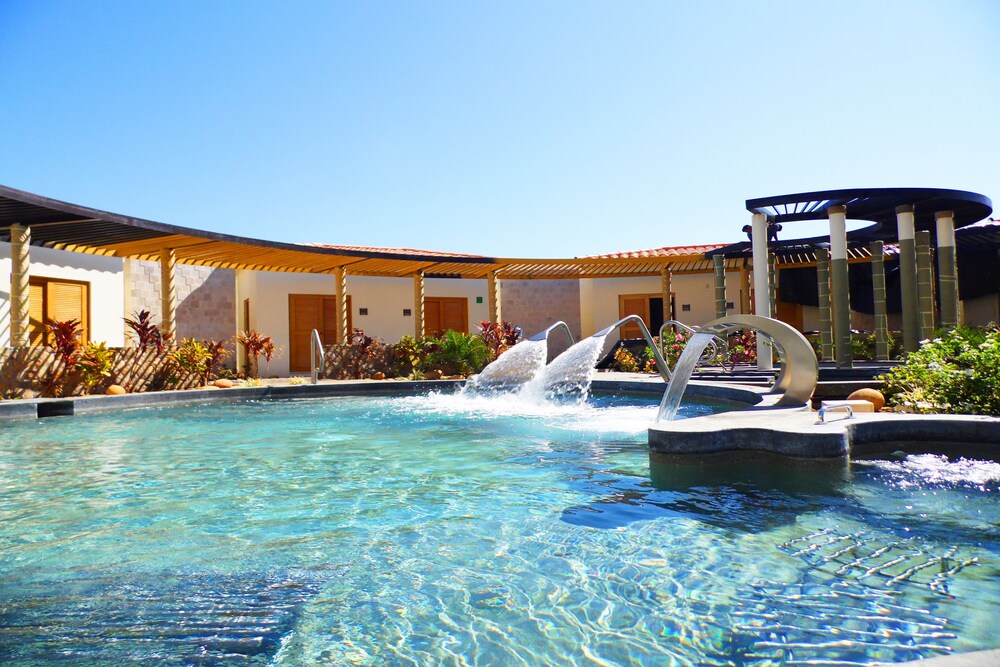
916;230;935;340
828;205;852;369
815;247;834;362
935;210;959;328
896;205;920;352
712;254;727;319
869;241;890;360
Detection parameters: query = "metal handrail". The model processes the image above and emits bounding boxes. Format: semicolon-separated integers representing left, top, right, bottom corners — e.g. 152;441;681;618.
310;329;324;385
593;315;671;381
818;403;854;423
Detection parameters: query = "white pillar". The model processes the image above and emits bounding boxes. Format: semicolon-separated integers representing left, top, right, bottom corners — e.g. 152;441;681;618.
935;210;959;328
751;212;772;370
896;205;920;352
828;205;852;368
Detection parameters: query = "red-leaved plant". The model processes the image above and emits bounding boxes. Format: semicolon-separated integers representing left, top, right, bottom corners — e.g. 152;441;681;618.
124;310;172;353
478;320;521;360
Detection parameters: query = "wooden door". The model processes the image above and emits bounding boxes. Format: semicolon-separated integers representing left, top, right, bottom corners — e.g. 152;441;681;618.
775;300;804;331
288;294;350;372
618;294;650;339
424;297;468;335
27;277;89;345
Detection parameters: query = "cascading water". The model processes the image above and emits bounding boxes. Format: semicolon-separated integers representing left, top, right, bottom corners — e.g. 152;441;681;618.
655;331;716;422
463;339;548;394
464;335;609;405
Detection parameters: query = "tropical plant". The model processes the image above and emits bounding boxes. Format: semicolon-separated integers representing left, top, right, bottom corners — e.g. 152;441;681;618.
76;341;114;391
660;330;690;369
391;335;433;375
123;310;172;353
727;329;758;365
288;376;305;385
170;338;212;381
45;318;83;364
203;339;232;382
612;346;639;372
878;325;1000;415
478;320;521;360
237;330;278;378
425;330;490;376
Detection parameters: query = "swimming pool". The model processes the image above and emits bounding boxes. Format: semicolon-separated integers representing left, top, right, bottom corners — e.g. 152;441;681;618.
1;392;997;665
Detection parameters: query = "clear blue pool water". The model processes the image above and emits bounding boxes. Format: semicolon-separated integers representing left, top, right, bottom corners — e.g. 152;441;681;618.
0;392;998;666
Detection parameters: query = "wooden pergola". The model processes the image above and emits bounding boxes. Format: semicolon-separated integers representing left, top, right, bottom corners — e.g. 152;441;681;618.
0;185;726;342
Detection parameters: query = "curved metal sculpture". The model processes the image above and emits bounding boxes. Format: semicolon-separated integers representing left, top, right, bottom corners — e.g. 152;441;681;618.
527;321;576;364
592;315;672;382
699;314;818;407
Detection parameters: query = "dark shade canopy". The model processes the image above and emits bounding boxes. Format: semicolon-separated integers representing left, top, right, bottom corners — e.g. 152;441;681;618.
746;187;992;243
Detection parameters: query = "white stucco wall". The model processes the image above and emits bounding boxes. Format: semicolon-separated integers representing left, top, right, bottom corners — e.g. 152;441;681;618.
0;242;125;347
579;272;745;339
237;270;489;376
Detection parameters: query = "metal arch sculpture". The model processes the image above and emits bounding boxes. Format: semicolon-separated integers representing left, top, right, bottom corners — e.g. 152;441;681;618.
701;314;818;407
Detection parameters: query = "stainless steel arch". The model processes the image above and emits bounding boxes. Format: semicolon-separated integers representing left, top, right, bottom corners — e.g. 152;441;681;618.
699;314;817;406
592;315;672;382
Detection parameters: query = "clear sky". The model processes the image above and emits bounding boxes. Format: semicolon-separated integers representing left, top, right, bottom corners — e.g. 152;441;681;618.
1;2;997;258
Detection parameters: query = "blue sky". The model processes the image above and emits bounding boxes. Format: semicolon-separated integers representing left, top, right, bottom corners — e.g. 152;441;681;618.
1;2;997;257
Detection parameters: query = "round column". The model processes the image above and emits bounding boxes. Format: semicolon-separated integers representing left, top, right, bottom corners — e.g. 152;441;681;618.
751;212;772;370
896;205;920;352
487;271;499;325
828;205;852;369
159;247;177;341
9;224;31;347
336;267;349;344
413;271;425;338
935;210;959;328
660;264;672;323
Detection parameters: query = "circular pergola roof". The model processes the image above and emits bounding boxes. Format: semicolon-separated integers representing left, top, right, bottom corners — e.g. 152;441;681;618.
745;187;992;242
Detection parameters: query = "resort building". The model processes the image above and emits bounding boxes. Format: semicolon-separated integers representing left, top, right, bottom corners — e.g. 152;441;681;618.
1;185;996;376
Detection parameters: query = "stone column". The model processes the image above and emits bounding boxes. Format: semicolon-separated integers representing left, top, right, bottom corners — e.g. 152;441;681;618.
816;248;834;362
870;241;890;360
896;205;920;352
660;264;672;323
9;224;31;347
916;230;935;340
767;252;777;318
336;267;349;344
712;254;727;319
159;247;177;341
935;210;959;328
751;212;773;370
413;271;425;338
487;271;499;325
828;205;852;368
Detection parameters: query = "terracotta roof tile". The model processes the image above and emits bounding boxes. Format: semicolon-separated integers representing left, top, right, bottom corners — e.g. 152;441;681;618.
586;243;730;259
305;242;488;259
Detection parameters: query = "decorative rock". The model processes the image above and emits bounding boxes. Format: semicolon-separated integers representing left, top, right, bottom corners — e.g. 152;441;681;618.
847;388;885;411
425;369;444;380
371;372;385;380
105;384;127;395
213;378;234;388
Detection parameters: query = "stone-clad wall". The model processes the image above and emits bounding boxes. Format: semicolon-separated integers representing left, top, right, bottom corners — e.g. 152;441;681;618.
500;279;581;340
126;259;236;343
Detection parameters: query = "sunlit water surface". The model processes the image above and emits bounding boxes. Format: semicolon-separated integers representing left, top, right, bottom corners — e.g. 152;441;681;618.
0;393;998;666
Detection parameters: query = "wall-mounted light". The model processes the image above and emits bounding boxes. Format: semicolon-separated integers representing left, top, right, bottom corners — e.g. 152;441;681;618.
726;301;735;309
682;304;691;312
403;308;412;317
359;308;368;316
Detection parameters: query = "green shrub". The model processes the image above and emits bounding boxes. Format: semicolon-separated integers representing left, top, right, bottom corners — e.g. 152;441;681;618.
425;330;490;376
76;341;114;391
879;325;1000;415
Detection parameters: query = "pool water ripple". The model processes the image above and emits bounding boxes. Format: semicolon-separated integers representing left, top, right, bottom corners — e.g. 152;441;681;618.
0;394;998;666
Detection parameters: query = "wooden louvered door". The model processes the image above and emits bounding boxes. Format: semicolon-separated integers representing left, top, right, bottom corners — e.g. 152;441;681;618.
27;278;89;345
424;297;468;336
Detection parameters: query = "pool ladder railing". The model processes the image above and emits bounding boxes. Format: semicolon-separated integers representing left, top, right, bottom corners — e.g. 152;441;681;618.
310;329;324;385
